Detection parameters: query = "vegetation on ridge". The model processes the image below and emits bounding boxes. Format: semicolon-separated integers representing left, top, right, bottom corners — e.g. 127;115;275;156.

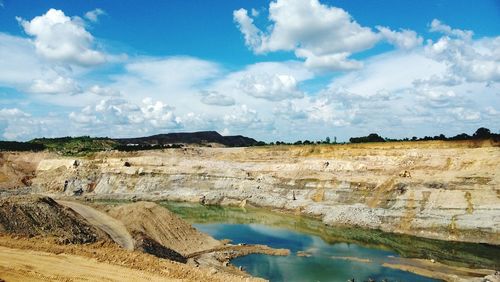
0;127;498;155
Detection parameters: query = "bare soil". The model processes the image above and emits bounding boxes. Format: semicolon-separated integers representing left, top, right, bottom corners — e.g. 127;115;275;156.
0;195;108;244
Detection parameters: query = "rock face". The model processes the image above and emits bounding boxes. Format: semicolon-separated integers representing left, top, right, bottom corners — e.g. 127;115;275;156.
9;141;500;244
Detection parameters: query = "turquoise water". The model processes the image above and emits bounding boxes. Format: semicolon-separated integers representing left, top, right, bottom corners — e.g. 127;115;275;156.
98;200;498;282
195;223;438;282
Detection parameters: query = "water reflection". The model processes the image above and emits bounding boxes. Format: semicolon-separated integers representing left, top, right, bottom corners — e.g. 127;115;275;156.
196;223;437;282
160;201;499;270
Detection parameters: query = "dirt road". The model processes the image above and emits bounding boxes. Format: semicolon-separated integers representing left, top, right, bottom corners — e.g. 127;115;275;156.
58;200;135;250
0;246;177;282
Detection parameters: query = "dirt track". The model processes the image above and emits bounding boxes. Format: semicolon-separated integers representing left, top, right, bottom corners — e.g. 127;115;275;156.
0;245;178;282
58;200;135;250
0;235;262;282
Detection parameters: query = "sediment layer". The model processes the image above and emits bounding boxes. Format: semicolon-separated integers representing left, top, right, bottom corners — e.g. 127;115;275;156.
3;140;500;244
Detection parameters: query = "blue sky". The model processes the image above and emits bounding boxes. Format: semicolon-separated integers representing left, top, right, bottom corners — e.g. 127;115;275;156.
0;0;499;141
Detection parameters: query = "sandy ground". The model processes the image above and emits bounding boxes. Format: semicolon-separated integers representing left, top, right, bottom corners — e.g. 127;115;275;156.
105;201;220;256
0;245;181;282
0;235;262;282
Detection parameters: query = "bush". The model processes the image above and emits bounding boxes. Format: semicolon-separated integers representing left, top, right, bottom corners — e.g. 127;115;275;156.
349;133;385;143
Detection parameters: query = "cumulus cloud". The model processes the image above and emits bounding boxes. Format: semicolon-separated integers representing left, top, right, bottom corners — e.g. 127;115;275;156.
0;108;30;118
29;76;81;94
429;19;473;40
234;0;422;71
0;108;46;140
17;9;106;66
223;105;267;129
239;73;304;101
310;40;500;138
69;97;181;131
200;91;235;106
376;26;423;50
86;85;121;97
426;20;500;83
234;0;378;71
84;8;106;23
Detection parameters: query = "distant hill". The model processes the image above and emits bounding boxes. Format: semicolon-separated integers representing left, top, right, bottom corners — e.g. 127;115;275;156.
114;131;258;147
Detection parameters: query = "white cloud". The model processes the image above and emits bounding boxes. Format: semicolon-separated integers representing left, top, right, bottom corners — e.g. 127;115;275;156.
0;108;30;118
234;0;379;71
200;91;235;106
17;9;105;66
2;9;498;142
426;20;500;83
304;40;500;138
233;8;263;54
123;57;220;89
223;105;267;129
29;76;81;94
140;98;181;129
234;0;423;71
239;73;303;101
0;108;52;140
84;8;106;23
250;8;260;17
448;107;481;121
329;50;445;97
70;97;181;132
273;101;307;120
86;85;121;96
376;26;423;50
0;33;44;86
429;19;473;40
295;50;362;71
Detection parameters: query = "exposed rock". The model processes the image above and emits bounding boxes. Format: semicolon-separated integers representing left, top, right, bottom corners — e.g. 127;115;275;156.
8;141;500;244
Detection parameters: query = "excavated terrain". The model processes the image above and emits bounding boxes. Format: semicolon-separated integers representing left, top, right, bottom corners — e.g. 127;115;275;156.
2;140;499;245
0;235;262;282
0;195;108;243
0;196;270;281
105;201;220;257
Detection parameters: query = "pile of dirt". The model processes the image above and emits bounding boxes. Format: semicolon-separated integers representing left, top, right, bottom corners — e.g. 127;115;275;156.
106;201;220;256
0;196;108;244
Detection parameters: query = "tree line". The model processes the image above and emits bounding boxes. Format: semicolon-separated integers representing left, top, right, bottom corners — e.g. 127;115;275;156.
0;127;498;152
252;127;499;146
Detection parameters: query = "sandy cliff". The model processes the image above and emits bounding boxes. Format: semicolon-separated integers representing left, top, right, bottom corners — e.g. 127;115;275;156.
4;140;499;244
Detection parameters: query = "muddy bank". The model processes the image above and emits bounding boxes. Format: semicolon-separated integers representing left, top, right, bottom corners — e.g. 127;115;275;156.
16;141;499;245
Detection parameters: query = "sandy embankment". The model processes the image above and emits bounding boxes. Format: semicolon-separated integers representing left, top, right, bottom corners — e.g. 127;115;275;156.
0;196;289;281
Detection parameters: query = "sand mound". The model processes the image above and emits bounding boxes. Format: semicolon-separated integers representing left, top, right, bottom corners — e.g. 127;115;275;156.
0;196;108;243
107;201;220;256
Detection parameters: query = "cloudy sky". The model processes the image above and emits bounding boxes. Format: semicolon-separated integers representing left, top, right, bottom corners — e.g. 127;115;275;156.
0;0;499;141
